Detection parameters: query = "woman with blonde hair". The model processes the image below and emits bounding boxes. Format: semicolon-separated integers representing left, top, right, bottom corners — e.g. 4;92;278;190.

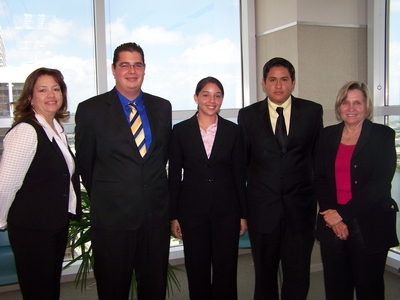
315;81;398;299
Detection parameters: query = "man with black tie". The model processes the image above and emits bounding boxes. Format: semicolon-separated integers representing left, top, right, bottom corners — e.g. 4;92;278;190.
238;57;323;300
75;42;172;299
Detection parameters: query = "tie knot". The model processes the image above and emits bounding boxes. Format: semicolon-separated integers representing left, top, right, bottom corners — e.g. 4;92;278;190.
128;102;138;112
276;107;284;116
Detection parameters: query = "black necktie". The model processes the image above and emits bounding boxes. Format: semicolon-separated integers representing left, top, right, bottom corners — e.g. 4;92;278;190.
275;107;287;149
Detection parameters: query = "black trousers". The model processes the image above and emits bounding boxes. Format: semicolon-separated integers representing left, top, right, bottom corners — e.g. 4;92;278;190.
180;212;240;300
249;217;315;300
8;223;69;300
91;222;171;300
320;218;389;300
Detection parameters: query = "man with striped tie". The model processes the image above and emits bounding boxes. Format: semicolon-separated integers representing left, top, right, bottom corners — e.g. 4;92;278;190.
75;42;172;300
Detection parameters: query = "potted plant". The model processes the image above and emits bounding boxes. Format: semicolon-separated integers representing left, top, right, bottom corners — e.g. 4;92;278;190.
63;189;181;298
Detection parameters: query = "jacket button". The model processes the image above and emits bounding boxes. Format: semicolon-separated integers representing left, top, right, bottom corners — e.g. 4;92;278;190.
354;181;358;185
353;165;357;168
208;178;213;182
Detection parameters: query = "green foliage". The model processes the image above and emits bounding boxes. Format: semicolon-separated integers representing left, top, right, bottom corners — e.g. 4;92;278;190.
63;189;181;297
63;190;92;291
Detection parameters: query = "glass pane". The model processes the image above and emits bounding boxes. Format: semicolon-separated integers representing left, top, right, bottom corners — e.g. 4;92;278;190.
389;0;400;106
105;0;242;111
0;0;96;115
12;83;23;102
0;82;8;117
389;0;400;253
389;116;400;254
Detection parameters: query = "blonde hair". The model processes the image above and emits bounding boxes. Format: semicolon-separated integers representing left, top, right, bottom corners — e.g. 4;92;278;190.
334;81;373;121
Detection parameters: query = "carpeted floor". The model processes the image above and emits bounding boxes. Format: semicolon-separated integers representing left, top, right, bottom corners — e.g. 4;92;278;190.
1;252;399;299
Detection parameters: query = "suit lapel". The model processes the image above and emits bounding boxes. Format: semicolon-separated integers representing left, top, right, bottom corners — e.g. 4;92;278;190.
353;119;372;158
106;90;140;156
208;115;225;161
143;95;159;155
257;99;276;143
286;97;301;146
187;114;209;160
50;138;67;164
328;124;343;174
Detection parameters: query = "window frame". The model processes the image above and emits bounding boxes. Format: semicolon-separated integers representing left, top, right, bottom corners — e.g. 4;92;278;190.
368;0;400;269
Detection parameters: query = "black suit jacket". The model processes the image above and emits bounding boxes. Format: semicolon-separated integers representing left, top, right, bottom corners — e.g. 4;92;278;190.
238;96;323;234
315;119;399;254
168;114;247;226
75;88;172;230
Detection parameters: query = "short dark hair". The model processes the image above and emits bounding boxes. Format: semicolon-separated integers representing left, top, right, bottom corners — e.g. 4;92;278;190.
12;67;69;126
262;57;295;81
112;42;145;67
195;76;224;97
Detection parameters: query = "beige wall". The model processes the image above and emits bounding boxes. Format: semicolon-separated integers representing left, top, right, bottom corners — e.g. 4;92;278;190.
255;0;368;126
256;0;367;31
253;0;369;269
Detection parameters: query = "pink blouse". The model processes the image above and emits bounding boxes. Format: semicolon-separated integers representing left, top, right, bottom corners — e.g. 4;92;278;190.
335;143;356;205
199;117;218;159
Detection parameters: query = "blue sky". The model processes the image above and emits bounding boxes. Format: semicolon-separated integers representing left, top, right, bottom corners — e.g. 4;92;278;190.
0;0;242;113
1;0;399;112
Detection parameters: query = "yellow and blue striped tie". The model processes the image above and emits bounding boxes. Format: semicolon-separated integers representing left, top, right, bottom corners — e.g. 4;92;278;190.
129;102;147;157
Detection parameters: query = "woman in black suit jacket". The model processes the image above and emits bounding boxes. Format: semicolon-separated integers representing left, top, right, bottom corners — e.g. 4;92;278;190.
169;77;247;300
315;81;399;300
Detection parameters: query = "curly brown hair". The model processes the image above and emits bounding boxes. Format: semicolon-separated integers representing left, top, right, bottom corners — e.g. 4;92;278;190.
12;67;69;126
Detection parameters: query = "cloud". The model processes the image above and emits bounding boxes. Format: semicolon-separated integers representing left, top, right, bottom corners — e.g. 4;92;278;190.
107;20;184;47
0;8;242;111
2;15;77;51
178;38;240;65
0;7;4;18
391;0;400;12
390;41;400;75
1;13;95;66
46;16;73;37
20;55;97;112
105;17;130;45
131;25;184;46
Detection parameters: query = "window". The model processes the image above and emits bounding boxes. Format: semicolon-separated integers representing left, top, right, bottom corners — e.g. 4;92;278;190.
104;0;242;112
103;0;243;250
0;0;245;256
388;0;400;254
0;82;9;116
0;0;96;117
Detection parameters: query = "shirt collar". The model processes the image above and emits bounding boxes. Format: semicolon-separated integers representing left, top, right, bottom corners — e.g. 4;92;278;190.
196;113;218;132
115;88;144;108
34;112;65;143
267;96;292;113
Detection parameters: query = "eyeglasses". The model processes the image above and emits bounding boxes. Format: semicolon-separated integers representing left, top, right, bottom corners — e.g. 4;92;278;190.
118;62;145;70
